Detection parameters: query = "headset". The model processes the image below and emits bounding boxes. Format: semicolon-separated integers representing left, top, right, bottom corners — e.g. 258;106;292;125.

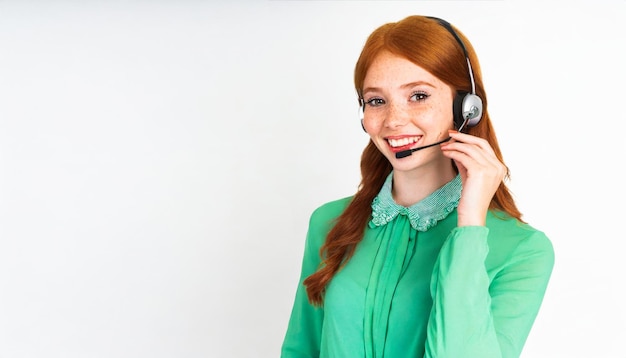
359;16;483;133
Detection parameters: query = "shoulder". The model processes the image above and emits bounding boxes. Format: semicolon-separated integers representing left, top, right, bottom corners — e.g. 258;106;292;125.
305;196;353;243
309;196;353;228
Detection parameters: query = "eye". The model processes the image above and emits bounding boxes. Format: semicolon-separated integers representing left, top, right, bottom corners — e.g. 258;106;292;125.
365;97;385;107
410;91;429;102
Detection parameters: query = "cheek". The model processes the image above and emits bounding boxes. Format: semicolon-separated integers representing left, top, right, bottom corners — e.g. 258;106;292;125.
362;121;388;149
362;118;381;134
430;100;455;128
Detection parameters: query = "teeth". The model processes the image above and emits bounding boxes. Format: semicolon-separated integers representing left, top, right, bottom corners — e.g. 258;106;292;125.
388;136;420;148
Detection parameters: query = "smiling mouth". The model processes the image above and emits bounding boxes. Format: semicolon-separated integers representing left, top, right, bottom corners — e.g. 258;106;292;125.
386;136;421;150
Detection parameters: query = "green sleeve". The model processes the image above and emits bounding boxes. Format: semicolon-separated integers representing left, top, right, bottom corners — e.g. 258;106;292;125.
425;226;555;358
281;204;335;358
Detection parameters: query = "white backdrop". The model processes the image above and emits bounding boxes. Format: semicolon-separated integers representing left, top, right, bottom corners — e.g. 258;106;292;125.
1;1;624;357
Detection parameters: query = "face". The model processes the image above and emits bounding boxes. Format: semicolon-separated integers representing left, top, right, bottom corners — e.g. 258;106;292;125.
361;51;455;174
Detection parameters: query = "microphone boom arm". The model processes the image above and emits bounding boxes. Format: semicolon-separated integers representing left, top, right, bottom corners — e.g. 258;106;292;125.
395;136;452;159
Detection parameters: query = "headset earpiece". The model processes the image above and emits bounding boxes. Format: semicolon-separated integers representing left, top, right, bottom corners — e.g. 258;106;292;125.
358;99;367;133
453;91;483;130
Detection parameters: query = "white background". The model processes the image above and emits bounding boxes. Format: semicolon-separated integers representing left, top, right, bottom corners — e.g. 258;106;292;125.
1;1;624;357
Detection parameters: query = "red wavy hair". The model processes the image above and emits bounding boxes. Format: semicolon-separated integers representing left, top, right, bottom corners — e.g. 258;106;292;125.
303;15;522;306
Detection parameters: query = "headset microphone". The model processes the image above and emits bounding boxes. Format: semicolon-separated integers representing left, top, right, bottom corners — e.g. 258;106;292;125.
395;137;451;158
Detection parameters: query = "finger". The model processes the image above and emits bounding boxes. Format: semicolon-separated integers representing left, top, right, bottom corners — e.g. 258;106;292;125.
441;132;500;169
441;140;491;166
441;142;506;180
446;130;496;156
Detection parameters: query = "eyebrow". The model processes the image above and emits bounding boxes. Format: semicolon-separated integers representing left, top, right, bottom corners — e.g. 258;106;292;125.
362;81;436;96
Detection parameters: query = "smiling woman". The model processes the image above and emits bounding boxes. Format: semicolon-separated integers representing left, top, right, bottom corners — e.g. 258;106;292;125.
281;15;554;358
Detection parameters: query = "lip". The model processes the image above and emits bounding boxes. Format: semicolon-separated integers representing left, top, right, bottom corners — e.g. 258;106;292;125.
384;134;423;153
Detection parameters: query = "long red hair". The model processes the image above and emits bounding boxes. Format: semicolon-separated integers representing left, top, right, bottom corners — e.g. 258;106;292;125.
303;15;522;306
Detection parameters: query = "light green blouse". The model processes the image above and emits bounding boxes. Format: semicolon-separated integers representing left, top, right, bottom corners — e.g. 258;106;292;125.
282;173;554;358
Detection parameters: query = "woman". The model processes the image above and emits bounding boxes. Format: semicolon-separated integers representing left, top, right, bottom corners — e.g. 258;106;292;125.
281;15;554;358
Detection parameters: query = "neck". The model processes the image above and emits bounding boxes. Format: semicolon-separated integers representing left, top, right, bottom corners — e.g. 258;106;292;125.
391;162;457;207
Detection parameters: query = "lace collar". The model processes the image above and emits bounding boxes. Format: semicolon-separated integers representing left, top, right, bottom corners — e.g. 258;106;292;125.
369;172;462;232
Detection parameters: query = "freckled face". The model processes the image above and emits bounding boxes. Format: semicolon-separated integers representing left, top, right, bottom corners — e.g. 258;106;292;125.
361;51;456;173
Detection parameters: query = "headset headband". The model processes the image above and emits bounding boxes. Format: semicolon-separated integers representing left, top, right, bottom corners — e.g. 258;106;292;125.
427;16;477;95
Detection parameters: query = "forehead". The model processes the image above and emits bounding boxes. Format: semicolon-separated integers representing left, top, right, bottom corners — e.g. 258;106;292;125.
363;50;446;90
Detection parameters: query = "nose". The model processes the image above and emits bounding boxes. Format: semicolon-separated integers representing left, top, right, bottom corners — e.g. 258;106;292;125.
383;102;410;129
